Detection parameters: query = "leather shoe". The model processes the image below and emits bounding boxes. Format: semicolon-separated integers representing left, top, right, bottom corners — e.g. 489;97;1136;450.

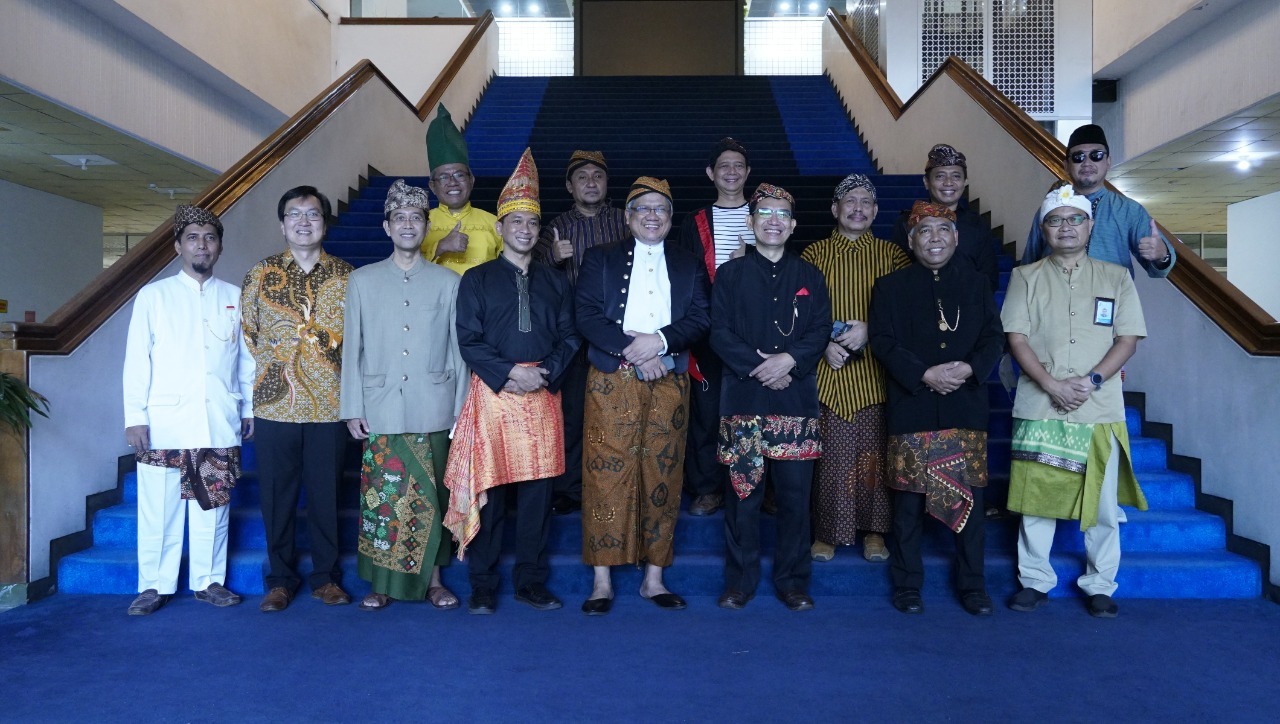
960;589;994;616
718;590;751;610
688;493;723;516
581;597;613;616
779;590;815;611
891;588;923;614
469;589;497;615
311;582;351;606
194;583;242;607
644;592;687;610
259;586;293;613
515;583;563;610
127;589;169;616
1008;587;1048;612
1088;594;1118;618
551;494;581;516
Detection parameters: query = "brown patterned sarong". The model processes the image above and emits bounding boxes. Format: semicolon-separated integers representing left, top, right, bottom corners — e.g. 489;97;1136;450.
812;404;892;543
717;415;822;500
582;367;689;567
888;428;988;533
135;447;240;510
444;370;564;557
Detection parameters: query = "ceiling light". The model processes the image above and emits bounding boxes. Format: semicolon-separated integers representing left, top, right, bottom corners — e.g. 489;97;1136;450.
52;153;117;170
526;1;541;13
499;2;513;13
778;1;792;10
1235;159;1251;171
808;1;822;11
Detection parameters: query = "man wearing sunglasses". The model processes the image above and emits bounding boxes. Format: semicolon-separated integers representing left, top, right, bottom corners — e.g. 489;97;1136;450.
1020;124;1176;278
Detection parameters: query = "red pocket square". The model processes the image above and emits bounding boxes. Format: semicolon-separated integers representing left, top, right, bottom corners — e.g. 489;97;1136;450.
796;287;810;296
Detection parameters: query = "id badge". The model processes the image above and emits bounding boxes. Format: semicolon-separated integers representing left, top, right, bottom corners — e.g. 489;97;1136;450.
1094;297;1115;327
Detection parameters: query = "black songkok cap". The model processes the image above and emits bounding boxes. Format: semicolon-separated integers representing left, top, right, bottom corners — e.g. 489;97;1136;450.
1067;124;1109;154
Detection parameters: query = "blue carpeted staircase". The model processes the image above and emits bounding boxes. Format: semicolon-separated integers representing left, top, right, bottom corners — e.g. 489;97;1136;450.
59;75;1261;602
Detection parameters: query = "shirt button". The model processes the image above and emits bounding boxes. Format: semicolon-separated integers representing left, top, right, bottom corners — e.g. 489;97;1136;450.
402;375;409;381
1070;285;1076;290
619;303;625;308
773;297;777;301
403;324;410;331
403;277;409;283
621;288;627;293
1070;311;1076;316
623;274;629;279
1070;339;1076;344
649;290;654;295
402;349;409;356
403;300;410;306
1069;368;1075;373
940;342;947;349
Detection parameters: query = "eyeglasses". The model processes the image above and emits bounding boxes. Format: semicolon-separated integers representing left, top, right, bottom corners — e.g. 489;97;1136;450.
1068;149;1109;164
432;171;471;184
1044;214;1088;227
390;213;426;225
839;196;876;209
755;208;793;220
632;205;671;217
284;210;324;222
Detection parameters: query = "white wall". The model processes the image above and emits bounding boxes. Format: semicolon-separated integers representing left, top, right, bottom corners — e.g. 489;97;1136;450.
0;180;103;324
1093;0;1204;73
333;24;475;103
1226;192;1280;319
23;24;499;581
0;0;282;172
1126;273;1280;587
1093;0;1280;163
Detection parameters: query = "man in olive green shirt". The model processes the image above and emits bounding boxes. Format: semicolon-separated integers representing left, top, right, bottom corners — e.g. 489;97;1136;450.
1001;186;1148;619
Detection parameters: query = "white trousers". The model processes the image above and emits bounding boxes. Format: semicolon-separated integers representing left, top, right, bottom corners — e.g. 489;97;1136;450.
136;463;229;594
1016;431;1122;597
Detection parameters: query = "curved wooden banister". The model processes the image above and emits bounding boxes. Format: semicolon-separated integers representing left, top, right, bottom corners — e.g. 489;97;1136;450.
826;10;1280;355
1;13;496;355
417;12;495;120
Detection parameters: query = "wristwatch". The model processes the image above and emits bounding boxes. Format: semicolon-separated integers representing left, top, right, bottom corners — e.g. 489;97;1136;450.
1088;372;1104;390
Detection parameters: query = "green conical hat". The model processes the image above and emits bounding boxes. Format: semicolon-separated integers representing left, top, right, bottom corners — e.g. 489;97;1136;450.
426;103;469;171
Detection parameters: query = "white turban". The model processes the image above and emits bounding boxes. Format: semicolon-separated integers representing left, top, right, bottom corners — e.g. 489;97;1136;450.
1040;185;1092;221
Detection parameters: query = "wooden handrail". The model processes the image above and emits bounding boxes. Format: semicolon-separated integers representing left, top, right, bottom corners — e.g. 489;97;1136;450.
826;10;1280;355
0;13;497;355
417;12;495;120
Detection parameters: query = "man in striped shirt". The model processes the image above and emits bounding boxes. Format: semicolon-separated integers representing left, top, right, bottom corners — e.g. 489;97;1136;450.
535;150;630;516
676;137;754;516
801;174;910;563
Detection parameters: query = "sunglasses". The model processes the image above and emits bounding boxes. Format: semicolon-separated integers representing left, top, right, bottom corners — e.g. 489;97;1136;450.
1069;149;1109;164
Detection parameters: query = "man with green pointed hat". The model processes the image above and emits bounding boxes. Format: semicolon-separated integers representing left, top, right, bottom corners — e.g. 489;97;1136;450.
420;103;501;274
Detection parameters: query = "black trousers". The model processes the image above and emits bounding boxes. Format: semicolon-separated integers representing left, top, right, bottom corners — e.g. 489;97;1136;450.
889;486;986;592
467;477;554;593
254;419;347;591
723;459;814;596
552;352;588;502
684;349;726;498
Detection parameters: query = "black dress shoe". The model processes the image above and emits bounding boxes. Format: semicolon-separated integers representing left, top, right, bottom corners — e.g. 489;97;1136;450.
718;590;751;610
1088;594;1118;618
581;597;613;616
551;495;581;516
514;583;563;610
779;590;815;611
891;588;924;614
960;589;994;616
644;592;687;610
468;589;497;615
1008;587;1048;612
688;493;723;516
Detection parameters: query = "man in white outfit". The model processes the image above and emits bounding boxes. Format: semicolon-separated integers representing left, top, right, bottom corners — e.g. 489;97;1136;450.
123;204;255;615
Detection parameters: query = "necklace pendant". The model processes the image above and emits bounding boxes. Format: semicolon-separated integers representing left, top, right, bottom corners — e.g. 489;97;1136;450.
938;320;949;332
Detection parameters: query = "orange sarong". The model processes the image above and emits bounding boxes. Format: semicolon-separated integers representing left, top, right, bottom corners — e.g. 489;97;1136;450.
443;370;564;557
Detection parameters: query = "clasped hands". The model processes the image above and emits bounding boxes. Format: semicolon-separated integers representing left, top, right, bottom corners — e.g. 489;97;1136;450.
753;350;795;391
922;361;974;395
1046;375;1094;413
623;331;668;380
824;320;868;370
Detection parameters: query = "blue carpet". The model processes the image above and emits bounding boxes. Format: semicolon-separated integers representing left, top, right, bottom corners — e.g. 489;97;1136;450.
2;594;1278;722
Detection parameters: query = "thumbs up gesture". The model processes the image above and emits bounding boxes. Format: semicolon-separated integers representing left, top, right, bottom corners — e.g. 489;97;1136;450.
1137;219;1165;261
436;220;469;255
730;234;748;260
551;227;574;263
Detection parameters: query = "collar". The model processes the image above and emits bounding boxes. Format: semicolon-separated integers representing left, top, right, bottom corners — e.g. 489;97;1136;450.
281;248;331;270
436;202;473;218
570;199;613;219
497;253;531;277
633;238;666;253
391;254;426;277
831;229;876;249
175;270;212;292
1048;253;1089;273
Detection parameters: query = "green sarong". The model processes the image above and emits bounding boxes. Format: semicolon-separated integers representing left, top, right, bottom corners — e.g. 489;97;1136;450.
356;431;453;600
1007;419;1147;530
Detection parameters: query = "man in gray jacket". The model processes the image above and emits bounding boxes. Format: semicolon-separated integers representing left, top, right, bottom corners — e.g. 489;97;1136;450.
339;179;470;611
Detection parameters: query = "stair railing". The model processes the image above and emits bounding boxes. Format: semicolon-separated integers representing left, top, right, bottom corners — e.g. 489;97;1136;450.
823;9;1280;356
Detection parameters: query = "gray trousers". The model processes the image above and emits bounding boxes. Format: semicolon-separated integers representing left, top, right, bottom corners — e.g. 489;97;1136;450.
1016;431;1122;597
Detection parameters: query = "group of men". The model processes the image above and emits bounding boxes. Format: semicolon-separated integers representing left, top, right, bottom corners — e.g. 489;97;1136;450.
123;111;1173;619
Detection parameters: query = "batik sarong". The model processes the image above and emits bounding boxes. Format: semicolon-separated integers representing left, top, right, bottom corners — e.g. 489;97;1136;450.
581;367;689;567
135;447;240;510
812;404;892;543
717;414;822;500
357;432;450;600
1008;419;1147;530
887;428;988;533
444;370;564;557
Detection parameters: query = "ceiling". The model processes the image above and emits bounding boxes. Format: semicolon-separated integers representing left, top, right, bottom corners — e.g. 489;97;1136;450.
1109;93;1280;235
0;79;216;265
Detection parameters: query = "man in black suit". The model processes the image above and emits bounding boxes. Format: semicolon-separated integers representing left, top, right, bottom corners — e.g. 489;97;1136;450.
574;177;711;615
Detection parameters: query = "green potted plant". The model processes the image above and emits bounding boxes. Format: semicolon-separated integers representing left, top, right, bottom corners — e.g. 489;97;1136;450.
0;372;49;434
